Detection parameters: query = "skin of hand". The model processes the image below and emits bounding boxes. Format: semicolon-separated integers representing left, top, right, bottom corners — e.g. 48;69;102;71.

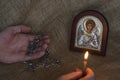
57;68;96;80
0;25;50;63
78;68;96;80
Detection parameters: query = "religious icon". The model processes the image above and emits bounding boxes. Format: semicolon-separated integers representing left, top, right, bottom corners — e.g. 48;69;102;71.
70;10;109;56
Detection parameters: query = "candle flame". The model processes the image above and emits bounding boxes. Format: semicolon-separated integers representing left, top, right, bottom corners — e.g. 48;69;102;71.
84;51;89;60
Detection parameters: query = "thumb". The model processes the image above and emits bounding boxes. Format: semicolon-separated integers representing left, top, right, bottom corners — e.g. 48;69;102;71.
79;68;95;80
7;25;32;34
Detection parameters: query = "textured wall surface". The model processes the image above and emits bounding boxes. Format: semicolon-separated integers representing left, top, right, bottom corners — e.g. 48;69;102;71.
0;0;120;80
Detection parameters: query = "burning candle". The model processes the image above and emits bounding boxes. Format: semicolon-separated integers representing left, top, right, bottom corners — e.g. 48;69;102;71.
83;51;89;76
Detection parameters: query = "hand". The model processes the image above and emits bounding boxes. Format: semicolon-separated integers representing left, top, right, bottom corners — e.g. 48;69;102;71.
0;25;50;63
57;68;95;80
79;68;96;80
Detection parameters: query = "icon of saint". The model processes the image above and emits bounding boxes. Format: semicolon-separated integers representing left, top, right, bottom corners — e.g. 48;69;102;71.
78;19;99;49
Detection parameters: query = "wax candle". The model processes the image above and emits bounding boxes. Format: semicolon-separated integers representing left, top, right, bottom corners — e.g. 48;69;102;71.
83;51;89;76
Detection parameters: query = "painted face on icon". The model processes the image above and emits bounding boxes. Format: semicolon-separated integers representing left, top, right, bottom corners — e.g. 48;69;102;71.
86;19;95;33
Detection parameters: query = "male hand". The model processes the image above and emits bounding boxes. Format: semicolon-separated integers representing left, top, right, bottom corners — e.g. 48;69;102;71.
0;25;50;63
57;68;96;80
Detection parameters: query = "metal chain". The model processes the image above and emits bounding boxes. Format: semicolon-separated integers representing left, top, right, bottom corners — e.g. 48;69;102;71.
24;35;61;71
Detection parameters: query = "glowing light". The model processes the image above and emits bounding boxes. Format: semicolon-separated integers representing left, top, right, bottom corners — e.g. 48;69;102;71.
84;51;89;60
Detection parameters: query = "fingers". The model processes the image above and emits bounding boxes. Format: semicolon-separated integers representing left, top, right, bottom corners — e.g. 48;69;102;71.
17;34;50;61
15;34;35;51
27;35;50;44
41;44;48;51
58;71;82;80
42;35;50;44
79;68;96;80
7;25;32;34
24;51;45;61
16;42;48;62
23;42;49;61
75;68;82;72
86;68;95;77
